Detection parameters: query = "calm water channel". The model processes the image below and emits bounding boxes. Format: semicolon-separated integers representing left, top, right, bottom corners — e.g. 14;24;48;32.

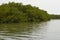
0;20;60;40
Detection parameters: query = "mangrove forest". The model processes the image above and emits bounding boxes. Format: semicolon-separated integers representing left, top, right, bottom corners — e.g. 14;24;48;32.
0;2;50;23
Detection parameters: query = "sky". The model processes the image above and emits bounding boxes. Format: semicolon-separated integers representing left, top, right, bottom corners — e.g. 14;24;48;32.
0;0;60;14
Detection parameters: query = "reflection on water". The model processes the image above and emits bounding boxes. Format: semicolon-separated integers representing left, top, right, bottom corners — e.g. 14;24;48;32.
1;20;60;40
0;22;48;40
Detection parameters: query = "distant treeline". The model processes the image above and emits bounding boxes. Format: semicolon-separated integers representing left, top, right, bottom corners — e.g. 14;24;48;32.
50;14;60;19
0;2;50;23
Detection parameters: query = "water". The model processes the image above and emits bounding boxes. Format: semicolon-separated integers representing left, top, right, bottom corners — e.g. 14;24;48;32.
0;20;60;40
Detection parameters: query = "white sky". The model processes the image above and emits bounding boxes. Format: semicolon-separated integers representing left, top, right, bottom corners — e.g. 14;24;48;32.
0;0;60;14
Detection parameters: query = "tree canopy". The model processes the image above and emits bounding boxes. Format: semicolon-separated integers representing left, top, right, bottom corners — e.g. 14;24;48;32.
50;14;60;19
0;2;50;23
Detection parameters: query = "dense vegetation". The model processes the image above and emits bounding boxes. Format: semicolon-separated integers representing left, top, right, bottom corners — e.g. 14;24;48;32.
50;14;60;19
0;2;50;23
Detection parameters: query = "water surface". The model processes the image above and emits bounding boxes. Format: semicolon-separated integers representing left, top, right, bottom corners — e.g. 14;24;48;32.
0;20;60;40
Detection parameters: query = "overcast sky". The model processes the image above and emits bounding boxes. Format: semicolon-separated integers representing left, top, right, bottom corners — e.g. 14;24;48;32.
0;0;60;14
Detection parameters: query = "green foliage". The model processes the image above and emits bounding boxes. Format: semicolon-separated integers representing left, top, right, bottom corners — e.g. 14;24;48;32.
0;2;50;23
50;14;60;19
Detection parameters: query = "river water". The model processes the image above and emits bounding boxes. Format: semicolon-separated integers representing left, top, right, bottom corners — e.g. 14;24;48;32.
0;20;60;40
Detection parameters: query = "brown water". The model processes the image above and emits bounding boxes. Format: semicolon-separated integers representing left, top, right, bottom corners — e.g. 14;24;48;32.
0;20;60;40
